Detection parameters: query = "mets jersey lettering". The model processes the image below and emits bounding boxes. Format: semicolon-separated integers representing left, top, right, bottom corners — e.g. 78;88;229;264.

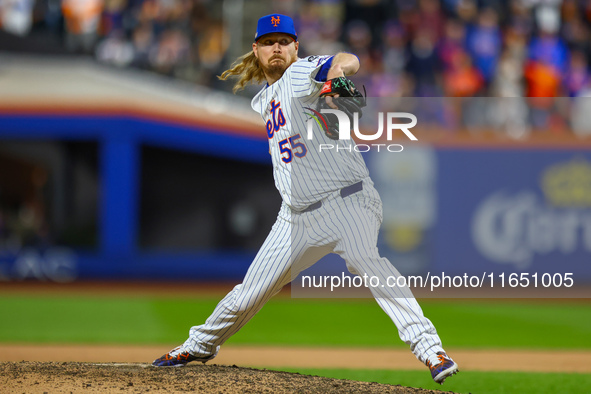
266;100;286;139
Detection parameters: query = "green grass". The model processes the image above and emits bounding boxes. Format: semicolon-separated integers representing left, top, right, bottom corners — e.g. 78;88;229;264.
0;296;219;344
1;295;590;349
2;295;590;393
277;368;591;394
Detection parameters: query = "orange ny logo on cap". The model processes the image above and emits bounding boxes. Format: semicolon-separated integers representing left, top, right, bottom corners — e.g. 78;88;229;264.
271;16;280;27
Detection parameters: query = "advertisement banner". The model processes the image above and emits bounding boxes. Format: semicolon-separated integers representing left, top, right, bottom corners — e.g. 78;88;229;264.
433;151;591;282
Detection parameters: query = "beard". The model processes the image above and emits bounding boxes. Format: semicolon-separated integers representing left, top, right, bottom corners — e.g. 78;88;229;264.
261;54;296;80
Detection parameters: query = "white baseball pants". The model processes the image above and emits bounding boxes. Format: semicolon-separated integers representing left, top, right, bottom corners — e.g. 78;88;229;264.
183;179;445;365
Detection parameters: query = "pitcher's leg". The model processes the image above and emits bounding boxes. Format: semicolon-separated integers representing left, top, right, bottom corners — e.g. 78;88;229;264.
183;216;300;357
329;198;445;365
181;211;331;358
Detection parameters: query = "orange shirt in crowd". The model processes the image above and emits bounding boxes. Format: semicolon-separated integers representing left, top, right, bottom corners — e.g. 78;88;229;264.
62;0;104;34
524;60;561;98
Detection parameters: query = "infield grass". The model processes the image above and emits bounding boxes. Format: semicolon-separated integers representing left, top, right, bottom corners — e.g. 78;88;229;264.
1;296;590;349
279;368;591;394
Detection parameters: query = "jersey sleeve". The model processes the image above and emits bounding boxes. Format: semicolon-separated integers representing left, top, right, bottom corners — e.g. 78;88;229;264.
289;55;334;98
312;56;334;82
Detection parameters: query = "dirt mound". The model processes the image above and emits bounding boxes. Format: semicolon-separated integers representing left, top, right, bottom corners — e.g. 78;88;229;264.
0;361;453;393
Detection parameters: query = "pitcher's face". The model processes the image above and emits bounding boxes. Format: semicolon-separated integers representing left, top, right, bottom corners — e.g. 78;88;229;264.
253;33;299;80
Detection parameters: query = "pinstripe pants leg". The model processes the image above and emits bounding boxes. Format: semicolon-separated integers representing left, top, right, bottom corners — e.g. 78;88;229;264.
307;183;444;365
183;202;330;357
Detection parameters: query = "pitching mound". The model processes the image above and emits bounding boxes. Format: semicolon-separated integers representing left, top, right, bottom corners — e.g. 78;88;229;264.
0;361;454;393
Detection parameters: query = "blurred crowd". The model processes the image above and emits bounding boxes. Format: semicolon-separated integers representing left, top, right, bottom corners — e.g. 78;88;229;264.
309;0;591;101
1;0;591;136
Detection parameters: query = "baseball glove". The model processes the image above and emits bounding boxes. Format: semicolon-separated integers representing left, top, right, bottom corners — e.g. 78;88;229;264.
316;77;366;140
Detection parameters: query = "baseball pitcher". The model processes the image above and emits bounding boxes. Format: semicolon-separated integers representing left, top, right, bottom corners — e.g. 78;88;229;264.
153;13;459;385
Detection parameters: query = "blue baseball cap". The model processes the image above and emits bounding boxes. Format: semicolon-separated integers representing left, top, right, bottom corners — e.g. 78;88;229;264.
254;14;297;42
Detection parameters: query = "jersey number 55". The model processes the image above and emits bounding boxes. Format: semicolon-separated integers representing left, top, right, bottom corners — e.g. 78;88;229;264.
278;134;307;163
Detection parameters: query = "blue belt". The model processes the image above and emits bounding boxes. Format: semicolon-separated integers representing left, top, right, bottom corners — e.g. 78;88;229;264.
301;181;363;213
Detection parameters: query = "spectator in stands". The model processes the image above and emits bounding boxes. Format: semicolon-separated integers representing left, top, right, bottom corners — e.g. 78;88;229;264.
100;0;127;37
417;0;445;42
43;0;63;36
149;27;190;76
196;20;229;84
506;0;534;36
525;5;568;130
455;0;478;25
490;27;530;139
62;0;104;53
491;25;526;98
130;22;156;69
528;6;569;77
465;7;501;86
0;0;34;36
437;19;466;73
565;50;591;97
95;29;134;67
343;19;376;90
381;20;405;76
442;49;484;97
406;29;441;96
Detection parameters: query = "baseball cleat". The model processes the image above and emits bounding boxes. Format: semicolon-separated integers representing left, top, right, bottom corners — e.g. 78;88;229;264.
152;346;214;367
427;351;459;384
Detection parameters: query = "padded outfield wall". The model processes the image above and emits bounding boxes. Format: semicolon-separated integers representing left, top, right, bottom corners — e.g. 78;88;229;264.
2;113;590;286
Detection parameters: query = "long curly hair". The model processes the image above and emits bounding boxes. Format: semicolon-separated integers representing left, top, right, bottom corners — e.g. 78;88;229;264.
218;51;265;93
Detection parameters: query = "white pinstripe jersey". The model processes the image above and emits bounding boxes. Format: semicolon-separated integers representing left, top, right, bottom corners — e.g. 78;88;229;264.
251;55;369;211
